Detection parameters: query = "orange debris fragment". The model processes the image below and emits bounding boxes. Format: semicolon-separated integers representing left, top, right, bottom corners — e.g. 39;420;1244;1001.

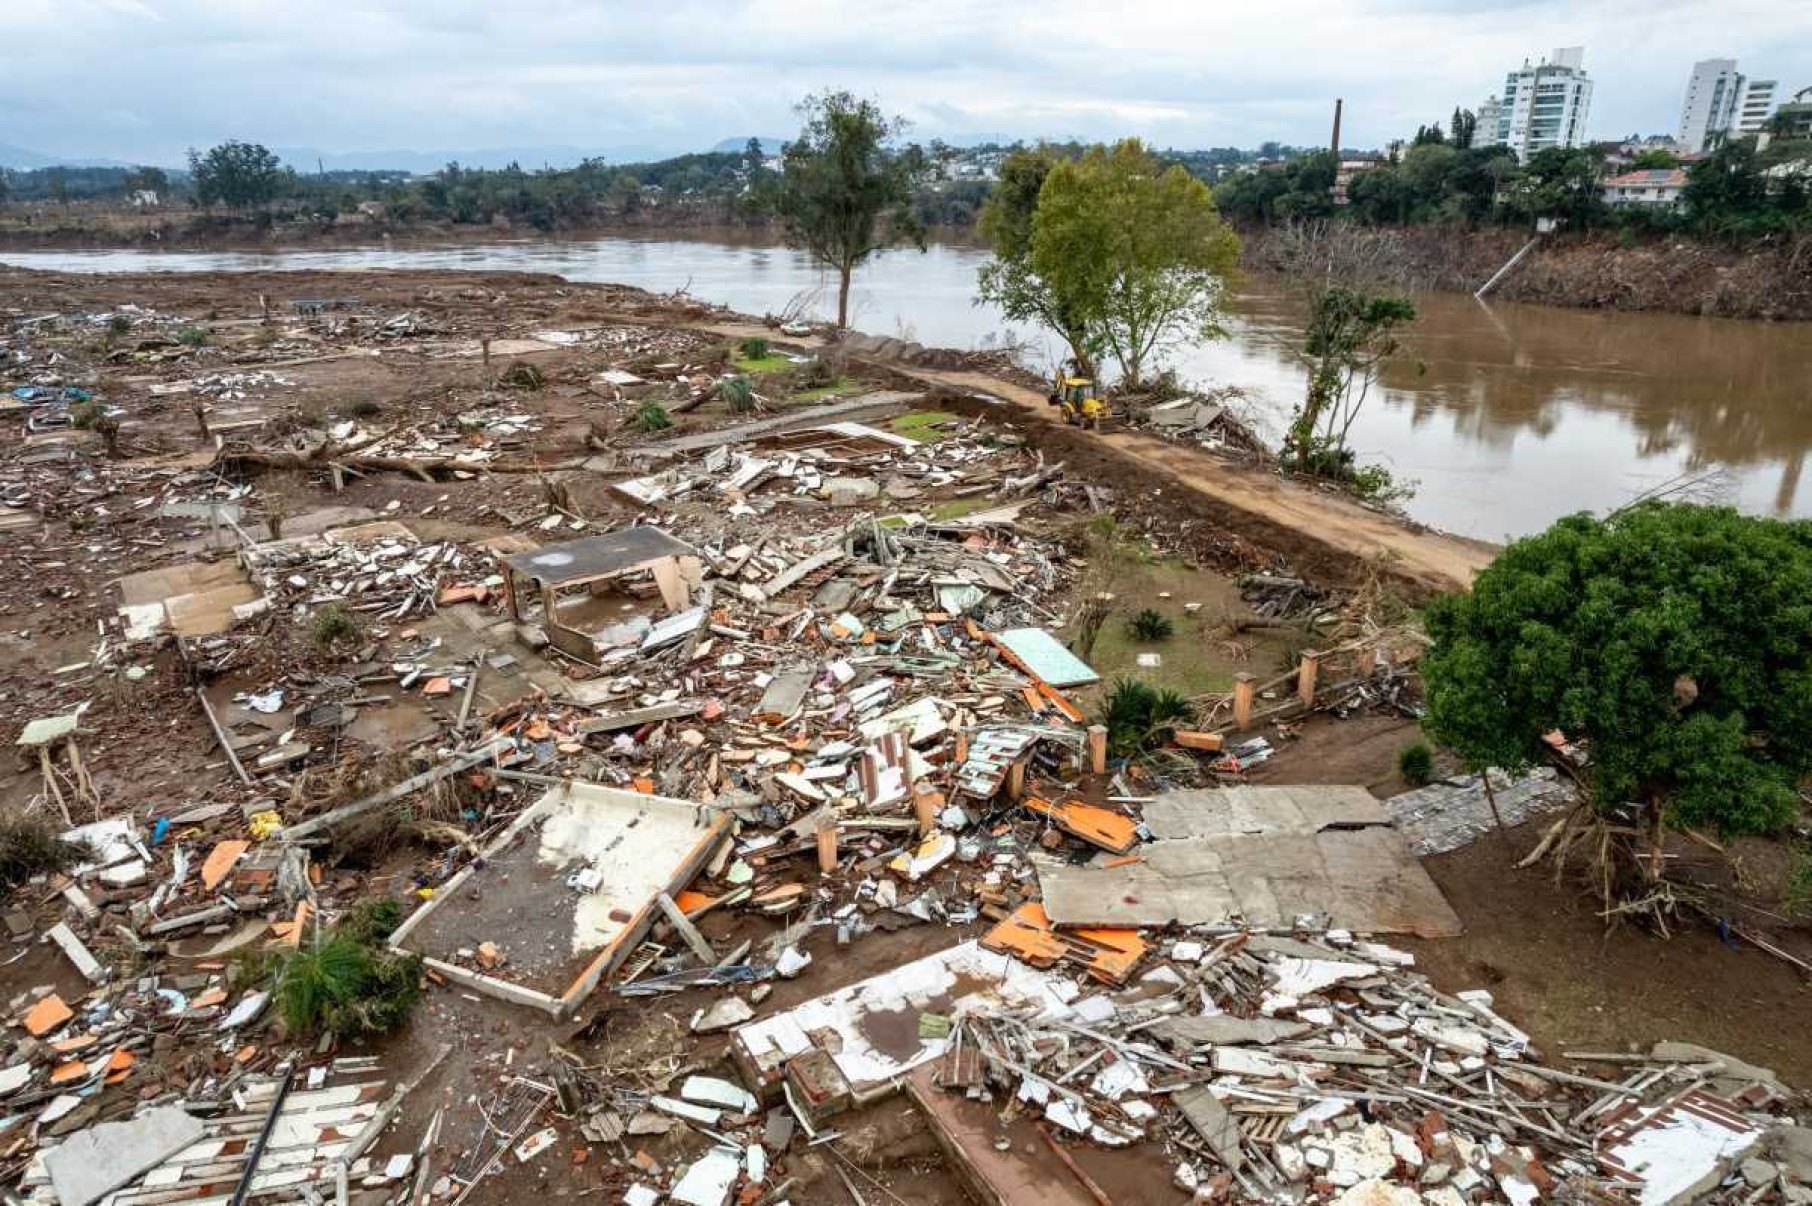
201;840;250;892
50;1060;88;1084
23;994;73;1037
673;889;715;916
1023;797;1139;855
981;902;1146;985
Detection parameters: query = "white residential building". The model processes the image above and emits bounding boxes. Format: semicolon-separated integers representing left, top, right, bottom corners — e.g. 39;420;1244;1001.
1601;168;1689;207
1477;95;1504;146
1678;59;1745;151
1737;79;1778;135
1495;47;1594;161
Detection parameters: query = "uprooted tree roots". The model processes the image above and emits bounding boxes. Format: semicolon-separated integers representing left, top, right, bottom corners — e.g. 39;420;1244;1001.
1518;798;1707;934
288;750;486;865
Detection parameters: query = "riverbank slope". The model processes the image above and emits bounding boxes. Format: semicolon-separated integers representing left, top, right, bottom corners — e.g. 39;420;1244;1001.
7;209;1810;322
1241;221;1812;321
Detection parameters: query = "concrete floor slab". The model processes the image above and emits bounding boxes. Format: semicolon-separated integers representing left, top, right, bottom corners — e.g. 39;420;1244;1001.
392;781;728;1015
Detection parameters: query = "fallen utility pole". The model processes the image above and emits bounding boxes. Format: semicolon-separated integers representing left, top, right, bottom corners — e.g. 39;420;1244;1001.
1475;235;1541;299
194;688;254;786
228;1061;295;1206
281;736;512;841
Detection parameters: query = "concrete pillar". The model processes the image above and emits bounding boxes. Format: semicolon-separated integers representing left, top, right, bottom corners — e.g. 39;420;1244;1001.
1086;724;1108;775
1232;673;1257;730
912;790;940;836
815;822;840;875
1297;650;1321;706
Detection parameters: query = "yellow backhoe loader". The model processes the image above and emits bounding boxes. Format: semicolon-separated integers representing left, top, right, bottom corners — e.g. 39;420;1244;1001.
1048;370;1108;430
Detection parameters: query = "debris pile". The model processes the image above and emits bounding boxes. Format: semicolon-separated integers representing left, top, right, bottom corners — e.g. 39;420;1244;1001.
5;269;1807;1206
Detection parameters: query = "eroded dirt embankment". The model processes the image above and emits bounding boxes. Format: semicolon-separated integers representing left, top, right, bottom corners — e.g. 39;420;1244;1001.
9;209;1809;321
1241;222;1812;321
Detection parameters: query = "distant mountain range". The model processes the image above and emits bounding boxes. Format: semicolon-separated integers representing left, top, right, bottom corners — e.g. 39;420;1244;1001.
271;144;684;173
0;143;137;170
710;137;786;155
1;130;1043;175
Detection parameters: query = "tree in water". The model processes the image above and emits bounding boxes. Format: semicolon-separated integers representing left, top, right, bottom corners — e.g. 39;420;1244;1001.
1285;286;1416;478
1422;504;1812;918
771;92;928;328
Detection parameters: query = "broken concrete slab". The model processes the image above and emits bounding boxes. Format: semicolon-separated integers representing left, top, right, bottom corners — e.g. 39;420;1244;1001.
1141;783;1389;839
730;940;1076;1103
1146;1014;1312;1049
43;1105;207;1206
1036;784;1463;938
391;780;728;1017
1173;1085;1245;1171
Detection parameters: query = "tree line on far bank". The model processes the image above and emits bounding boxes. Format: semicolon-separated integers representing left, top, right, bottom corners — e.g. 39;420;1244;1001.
1215;137;1811;241
8;111;1807;244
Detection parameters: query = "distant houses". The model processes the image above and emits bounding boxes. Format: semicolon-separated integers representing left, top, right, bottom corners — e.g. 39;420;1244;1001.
1600;167;1689;207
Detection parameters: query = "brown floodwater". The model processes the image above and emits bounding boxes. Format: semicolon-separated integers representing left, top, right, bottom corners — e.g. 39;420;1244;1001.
4;235;1807;541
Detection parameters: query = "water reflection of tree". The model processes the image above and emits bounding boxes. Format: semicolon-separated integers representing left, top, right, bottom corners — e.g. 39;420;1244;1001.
1363;294;1812;476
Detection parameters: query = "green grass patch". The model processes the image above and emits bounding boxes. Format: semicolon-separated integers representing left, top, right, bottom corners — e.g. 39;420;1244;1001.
791;378;855;403
734;354;794;375
929;497;992;521
889;410;960;442
1066;559;1241;699
1084;618;1235;699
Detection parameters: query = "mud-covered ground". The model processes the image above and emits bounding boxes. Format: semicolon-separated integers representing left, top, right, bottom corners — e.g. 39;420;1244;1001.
3;265;1808;1205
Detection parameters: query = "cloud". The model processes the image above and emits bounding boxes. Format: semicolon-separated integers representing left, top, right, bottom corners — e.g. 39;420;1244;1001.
3;0;1809;164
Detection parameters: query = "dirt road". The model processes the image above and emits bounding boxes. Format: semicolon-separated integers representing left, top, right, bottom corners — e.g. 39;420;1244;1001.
680;318;1495;595
897;367;1496;597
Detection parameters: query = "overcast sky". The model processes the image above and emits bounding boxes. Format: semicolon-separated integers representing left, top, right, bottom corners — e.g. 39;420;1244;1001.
6;0;1810;165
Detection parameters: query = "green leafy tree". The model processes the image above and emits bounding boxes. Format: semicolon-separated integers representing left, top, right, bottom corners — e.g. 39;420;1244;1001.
1400;143;1459;218
975;146;1100;375
123;165;169;195
1506;146;1604;226
1630;148;1680;170
1450;108;1478;149
47;168;68;206
1286;287;1416;473
1028;139;1241;387
1422;504;1812;895
187;140;285;210
772;91;929;328
1681;140;1810;237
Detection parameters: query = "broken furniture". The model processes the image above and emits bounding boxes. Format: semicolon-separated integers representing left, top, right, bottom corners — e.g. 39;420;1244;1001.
389;780;729;1017
16;711;99;824
496;526;702;665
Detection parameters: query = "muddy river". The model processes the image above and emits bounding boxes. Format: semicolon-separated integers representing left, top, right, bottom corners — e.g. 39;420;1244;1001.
6;235;1808;542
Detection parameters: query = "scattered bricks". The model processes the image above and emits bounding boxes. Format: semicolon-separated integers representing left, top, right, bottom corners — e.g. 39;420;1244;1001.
785;1050;853;1125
